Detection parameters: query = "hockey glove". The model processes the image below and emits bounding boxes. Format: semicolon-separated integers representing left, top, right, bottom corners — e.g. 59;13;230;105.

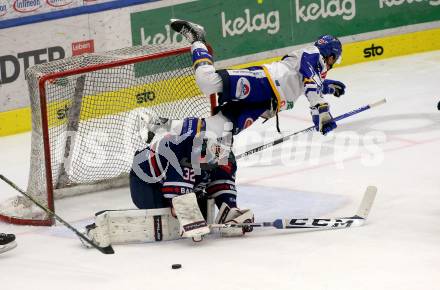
322;79;346;97
311;103;337;135
215;203;254;237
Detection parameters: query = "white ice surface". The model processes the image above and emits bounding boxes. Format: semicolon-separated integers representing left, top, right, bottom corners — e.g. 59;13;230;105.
1;51;440;290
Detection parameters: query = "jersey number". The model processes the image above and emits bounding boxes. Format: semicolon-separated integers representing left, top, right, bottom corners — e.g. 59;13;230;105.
183;168;195;182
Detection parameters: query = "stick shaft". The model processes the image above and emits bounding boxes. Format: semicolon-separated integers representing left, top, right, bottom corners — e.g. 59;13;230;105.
236;99;386;160
211;217;364;230
0;175;114;254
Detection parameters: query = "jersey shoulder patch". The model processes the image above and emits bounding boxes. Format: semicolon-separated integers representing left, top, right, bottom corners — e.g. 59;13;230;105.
299;47;324;79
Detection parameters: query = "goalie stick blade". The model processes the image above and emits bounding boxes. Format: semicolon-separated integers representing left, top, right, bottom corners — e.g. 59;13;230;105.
211;186;377;231
277;217;365;230
79;235;115;254
354;186;377;219
211;216;364;231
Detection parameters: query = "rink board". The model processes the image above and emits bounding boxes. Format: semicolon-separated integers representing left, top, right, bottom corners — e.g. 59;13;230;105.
1;27;440;136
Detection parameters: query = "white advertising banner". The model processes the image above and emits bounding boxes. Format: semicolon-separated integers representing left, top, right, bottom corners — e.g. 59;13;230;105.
0;12;132;111
0;0;114;21
0;0;176;112
0;0;196;112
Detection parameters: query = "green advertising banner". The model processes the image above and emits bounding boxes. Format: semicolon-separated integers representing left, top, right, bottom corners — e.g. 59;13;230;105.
131;0;440;62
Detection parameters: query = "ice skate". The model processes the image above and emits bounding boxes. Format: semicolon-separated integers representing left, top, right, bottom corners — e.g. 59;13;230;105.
0;233;17;254
170;19;206;44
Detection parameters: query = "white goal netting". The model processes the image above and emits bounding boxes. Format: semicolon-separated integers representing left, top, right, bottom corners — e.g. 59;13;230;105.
0;43;214;225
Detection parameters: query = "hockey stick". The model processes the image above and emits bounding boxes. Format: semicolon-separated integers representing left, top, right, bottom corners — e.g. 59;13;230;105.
0;175;114;255
211;186;377;231
236;99;387;160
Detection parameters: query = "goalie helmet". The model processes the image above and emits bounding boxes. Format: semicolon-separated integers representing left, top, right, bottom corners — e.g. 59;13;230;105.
314;35;342;63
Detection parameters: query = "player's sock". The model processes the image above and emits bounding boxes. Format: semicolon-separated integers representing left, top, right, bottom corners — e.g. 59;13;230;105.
191;41;213;70
140;113;231;144
181;113;232;136
180;117;206;137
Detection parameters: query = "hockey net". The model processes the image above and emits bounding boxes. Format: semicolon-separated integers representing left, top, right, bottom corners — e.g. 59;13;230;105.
0;43;215;226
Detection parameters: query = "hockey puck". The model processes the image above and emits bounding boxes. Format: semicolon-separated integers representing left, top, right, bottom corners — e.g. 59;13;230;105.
171;264;182;269
437;100;440;111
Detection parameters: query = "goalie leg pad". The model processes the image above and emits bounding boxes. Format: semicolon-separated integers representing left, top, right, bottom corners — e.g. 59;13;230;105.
172;193;210;240
215;203;254;237
84;208;180;247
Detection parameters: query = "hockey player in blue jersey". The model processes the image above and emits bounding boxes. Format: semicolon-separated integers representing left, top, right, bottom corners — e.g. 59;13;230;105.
128;130;253;241
83;20;347;246
83;132;253;245
147;19;346;144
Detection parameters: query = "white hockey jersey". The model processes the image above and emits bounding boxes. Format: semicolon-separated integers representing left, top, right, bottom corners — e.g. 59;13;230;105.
263;46;328;112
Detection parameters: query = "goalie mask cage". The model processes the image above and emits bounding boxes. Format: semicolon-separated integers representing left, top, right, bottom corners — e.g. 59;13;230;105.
0;43;216;226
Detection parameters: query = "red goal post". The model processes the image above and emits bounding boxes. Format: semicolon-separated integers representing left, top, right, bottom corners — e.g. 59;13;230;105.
0;43;217;226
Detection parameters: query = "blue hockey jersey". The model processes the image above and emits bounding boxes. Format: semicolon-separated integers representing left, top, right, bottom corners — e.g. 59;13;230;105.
131;134;237;208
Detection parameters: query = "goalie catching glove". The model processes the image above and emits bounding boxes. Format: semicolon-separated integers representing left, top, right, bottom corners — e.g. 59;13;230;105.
214;203;254;237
